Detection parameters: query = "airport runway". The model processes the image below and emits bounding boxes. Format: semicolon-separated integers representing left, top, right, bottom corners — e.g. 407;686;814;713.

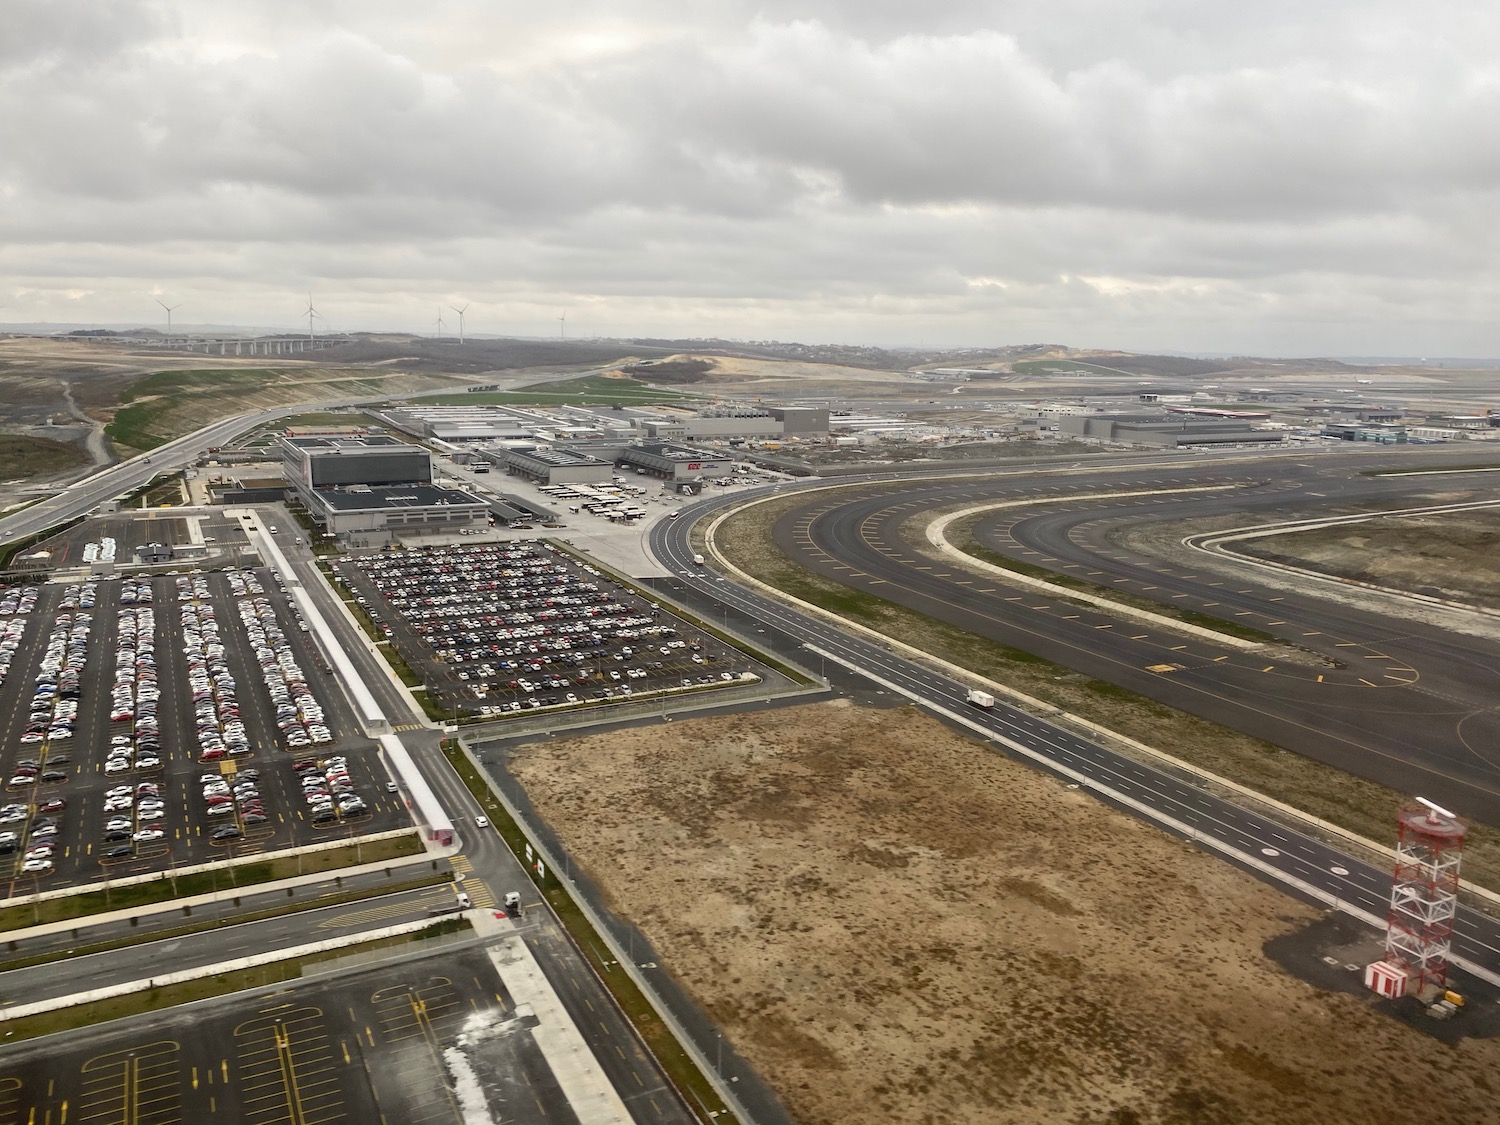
648;457;1500;982
774;455;1500;823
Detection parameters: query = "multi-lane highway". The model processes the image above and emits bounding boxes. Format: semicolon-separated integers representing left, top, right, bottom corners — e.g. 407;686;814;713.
775;457;1500;823
0;408;296;546
649;463;1500;985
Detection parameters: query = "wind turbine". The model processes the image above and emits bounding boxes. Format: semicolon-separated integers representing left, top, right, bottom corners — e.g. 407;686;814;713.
449;303;469;344
558;310;567;340
434;307;446;339
155;298;181;336
302;295;321;343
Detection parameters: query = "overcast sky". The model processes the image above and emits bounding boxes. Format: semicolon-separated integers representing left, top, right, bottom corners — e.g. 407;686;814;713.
4;1;1498;355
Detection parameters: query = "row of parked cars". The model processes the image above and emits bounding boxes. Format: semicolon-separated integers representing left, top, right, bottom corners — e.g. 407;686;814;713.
237;594;332;748
0;617;24;690
117;577;154;606
347;543;681;673
0;584;39;692
106;603;164;774
0;583;39;618
57;581;98;611
348;542;738;714
100;780;167;858
0;795;65;874
16;595;92;788
180;601;251;763
295;756;366;823
198;766;265;841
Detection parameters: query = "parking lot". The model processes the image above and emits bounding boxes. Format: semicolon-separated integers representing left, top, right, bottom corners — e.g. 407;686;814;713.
0;947;573;1125
20;511;253;571
0;568;409;895
332;540;763;719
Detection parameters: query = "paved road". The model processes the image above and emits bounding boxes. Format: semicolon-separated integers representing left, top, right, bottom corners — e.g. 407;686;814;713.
272;524;701;1125
0;409;294;547
0;862;451;964
0;883;461;1007
0;366;634;551
780;457;1500;822
649;473;1500;984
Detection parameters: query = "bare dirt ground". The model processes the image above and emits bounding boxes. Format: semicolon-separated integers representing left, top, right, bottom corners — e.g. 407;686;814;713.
511;702;1500;1125
683;354;922;397
1241;508;1500;610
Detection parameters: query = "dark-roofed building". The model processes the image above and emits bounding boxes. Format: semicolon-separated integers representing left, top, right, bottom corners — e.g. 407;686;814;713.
279;434;432;507
619;442;730;480
277;434;487;544
496;446;614;485
1058;413;1282;448
308;485;489;541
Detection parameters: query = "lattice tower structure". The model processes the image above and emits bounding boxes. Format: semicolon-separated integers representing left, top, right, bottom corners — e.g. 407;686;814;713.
1385;804;1466;992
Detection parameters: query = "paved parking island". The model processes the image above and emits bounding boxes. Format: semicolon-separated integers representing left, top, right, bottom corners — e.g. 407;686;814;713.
0;567;411;896
0;947;579;1125
332;539;765;719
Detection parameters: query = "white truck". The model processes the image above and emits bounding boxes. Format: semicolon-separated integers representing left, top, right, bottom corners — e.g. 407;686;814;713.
692;553;706;566
966;689;995;709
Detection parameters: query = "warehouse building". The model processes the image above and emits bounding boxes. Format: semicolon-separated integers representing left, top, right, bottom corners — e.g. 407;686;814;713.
279;434;432;507
277;433;488;544
312;485;490;542
1058;414;1282;448
769;406;830;434
637;405;830;441
496;446;615;486
619;442;731;480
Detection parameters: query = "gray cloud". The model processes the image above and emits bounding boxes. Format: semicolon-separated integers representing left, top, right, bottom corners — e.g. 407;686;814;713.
2;1;1498;353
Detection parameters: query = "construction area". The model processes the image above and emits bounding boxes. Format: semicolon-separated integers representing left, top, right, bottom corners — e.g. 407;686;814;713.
508;700;1500;1125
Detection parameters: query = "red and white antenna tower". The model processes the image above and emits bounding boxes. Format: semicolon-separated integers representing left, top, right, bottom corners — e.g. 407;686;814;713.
1384;797;1465;994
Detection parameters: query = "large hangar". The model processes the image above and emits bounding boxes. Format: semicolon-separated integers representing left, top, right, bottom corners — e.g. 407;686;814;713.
619;442;730;481
497;446;614;485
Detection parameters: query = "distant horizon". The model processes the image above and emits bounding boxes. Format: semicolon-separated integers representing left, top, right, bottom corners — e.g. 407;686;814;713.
5;322;1500;367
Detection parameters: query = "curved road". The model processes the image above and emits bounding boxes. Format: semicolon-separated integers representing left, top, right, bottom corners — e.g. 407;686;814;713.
778;458;1500;822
